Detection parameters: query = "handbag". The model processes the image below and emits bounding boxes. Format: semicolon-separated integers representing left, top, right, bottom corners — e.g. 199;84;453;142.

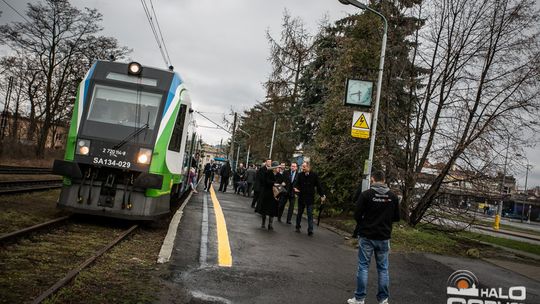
273;184;287;199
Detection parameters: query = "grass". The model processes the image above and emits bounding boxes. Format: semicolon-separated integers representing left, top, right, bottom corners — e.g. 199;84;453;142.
324;217;540;261
0;189;65;234
458;230;540;256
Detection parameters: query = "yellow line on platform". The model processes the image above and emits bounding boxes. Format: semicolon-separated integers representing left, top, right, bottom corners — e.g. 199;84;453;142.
209;185;233;267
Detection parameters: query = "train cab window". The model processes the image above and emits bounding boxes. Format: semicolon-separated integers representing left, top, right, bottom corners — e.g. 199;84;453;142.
87;85;161;130
168;104;187;152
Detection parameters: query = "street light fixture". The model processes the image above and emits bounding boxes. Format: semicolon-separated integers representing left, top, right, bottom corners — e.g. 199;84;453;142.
338;0;388;190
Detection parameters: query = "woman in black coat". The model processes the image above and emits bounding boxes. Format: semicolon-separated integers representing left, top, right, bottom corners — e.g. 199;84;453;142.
257;161;279;230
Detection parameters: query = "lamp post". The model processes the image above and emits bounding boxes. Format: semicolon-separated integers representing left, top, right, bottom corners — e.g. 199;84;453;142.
516;153;531;223
257;103;277;159
338;0;388;190
494;136;511;230
237;128;252;166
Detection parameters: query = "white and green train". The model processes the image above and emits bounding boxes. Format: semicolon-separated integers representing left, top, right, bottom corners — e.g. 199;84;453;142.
53;61;195;220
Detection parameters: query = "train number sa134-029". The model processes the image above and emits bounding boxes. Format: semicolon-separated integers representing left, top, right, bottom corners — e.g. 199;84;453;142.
92;157;131;168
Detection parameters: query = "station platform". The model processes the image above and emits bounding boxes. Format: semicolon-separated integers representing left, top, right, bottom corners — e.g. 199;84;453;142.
157;182;540;304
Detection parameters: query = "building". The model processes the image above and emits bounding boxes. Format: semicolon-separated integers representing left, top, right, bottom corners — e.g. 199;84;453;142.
0;111;68;150
199;143;227;166
419;161;539;222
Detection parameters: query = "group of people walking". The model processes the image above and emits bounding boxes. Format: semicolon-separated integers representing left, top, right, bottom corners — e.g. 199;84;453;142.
251;159;325;235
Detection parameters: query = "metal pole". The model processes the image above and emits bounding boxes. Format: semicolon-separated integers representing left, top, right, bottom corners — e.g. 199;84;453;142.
356;4;388;191
246;145;251;166
229;112;237;161
521;162;529;223
269;117;277;159
236;144;240;169
494;136;510;230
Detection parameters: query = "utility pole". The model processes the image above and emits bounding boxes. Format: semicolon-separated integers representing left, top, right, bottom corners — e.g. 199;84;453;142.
228;112;237;162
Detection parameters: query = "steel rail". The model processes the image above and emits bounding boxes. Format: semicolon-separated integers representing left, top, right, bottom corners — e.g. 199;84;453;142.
0;179;63;195
32;224;139;304
0;216;71;243
0;165;53;175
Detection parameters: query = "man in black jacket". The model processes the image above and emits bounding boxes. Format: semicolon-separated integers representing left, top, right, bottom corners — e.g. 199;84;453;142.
203;161;214;192
218;161;231;192
293;162;325;236
347;171;399;304
285;162;299;224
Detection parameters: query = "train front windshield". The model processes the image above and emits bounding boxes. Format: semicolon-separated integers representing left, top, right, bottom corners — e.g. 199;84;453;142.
82;84;162;144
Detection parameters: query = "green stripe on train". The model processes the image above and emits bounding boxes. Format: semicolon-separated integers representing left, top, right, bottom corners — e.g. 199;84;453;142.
145;89;184;197
64;85;82;161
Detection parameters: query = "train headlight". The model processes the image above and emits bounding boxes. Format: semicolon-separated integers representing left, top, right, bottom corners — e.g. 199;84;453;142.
76;139;91;155
128;62;142;76
137;148;152;164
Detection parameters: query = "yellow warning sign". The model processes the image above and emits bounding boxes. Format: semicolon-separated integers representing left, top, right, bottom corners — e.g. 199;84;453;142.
353;113;369;129
351;111;371;139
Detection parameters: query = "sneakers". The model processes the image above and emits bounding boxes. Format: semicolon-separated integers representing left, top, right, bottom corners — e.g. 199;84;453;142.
379;299;389;304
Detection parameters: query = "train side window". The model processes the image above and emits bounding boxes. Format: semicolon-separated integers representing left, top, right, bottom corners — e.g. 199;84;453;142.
168;104;187;152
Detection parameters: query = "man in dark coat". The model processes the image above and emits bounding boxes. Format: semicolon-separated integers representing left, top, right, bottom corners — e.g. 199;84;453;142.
203;160;214;192
251;160;269;208
293;161;325;236
285;162;299;224
257;161;279;230
218;161;231;192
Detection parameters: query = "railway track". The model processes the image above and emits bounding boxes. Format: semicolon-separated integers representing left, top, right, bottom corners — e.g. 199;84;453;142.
0;178;63;194
0;165;53;174
32;224;138;304
0;216;139;303
0;215;71;244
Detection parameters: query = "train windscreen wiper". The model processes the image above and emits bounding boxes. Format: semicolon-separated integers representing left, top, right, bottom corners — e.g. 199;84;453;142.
113;112;150;150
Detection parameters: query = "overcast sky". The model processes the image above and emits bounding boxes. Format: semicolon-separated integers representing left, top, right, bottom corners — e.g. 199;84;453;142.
1;0;538;188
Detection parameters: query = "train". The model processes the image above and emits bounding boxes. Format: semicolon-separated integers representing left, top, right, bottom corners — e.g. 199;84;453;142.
52;60;196;220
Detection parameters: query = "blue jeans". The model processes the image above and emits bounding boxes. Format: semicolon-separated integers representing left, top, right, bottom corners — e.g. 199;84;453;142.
354;238;390;302
296;202;314;233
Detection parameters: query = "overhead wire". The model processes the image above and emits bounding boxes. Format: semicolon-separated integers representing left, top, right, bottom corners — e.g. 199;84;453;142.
1;0;30;23
140;0;171;67
148;0;172;67
194;111;231;134
0;0;42;45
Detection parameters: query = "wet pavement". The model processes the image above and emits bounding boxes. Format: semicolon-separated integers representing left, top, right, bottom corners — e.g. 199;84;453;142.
158;183;540;304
